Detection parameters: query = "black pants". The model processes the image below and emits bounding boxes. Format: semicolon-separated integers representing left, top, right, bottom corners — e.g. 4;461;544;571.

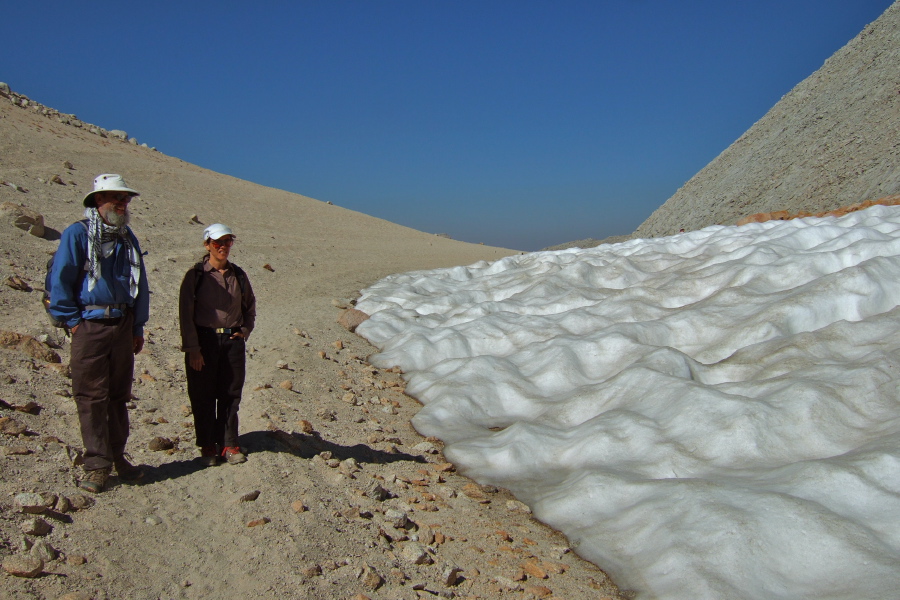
70;314;135;471
185;329;246;449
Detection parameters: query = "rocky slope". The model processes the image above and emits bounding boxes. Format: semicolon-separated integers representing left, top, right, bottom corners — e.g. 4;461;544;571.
634;1;900;239
546;1;900;251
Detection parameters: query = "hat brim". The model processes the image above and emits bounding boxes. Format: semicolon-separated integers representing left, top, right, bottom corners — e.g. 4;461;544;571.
83;188;140;208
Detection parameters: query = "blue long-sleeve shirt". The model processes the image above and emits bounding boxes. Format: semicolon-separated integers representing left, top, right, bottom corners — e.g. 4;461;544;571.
48;221;150;336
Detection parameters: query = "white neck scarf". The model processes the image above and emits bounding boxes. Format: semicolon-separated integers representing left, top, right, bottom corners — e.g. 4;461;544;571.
84;208;141;298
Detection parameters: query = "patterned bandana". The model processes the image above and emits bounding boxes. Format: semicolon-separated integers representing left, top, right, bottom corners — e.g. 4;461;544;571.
83;208;141;298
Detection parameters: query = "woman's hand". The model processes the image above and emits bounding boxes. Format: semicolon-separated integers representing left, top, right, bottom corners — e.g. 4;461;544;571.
189;350;205;371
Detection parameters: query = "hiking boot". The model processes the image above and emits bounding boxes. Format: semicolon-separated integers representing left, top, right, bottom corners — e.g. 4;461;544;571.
199;446;219;467
78;467;111;493
113;456;145;482
222;446;246;465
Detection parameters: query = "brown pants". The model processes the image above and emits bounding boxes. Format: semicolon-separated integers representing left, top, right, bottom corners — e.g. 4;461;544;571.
70;314;135;471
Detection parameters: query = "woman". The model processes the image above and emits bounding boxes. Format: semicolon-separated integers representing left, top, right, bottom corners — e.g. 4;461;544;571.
179;223;256;466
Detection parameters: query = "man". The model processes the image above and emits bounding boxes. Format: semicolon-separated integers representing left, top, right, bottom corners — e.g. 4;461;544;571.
48;173;150;493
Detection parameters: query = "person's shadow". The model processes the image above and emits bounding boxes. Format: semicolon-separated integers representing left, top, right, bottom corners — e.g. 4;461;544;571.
135;428;426;485
127;457;209;485
242;428;428;466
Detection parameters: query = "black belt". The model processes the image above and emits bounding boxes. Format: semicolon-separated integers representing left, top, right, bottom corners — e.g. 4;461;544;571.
199;326;239;335
89;317;124;325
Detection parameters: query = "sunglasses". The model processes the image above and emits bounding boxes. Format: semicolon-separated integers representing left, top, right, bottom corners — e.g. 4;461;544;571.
98;192;134;203
209;237;235;248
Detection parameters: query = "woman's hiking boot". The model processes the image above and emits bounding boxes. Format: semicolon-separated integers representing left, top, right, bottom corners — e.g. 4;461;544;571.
199;446;219;467
222;446;246;464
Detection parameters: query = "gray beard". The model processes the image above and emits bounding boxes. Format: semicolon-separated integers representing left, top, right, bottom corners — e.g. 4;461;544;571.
104;209;130;228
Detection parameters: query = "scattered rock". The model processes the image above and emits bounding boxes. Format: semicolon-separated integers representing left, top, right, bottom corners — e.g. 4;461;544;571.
384;508;409;529
21;517;52;536
364;480;390;501
29;539;57;561
506;499;532;513
5;275;32;292
338;308;370;333
0;330;61;362
361;564;383;590
338;457;359;477
279;380;293;390
148;437;174;451
239;490;261;502
413;441;438;455
417;526;435;546
68;494;95;511
11;401;41;414
1;202;46;237
442;566;463;587
2;554;43;578
247;517;270;527
522;560;548;579
1;418;28;437
58;591;92;600
263;263;274;272
54;495;71;514
461;483;491;503
523;584;554;598
15;492;52;514
400;541;432;565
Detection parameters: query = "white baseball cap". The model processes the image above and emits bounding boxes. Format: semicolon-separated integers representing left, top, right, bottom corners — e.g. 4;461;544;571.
203;223;235;241
83;174;140;207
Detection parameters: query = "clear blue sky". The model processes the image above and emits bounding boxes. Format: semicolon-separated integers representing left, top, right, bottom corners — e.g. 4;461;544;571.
3;1;894;250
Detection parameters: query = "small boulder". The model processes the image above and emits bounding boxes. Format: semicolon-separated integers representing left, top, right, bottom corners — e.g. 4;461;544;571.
2;554;43;578
21;517;52;536
0;202;45;237
148;437;175;451
337;308;370;333
15;493;50;514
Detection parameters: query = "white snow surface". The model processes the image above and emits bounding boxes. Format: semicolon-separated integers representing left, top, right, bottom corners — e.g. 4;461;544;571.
355;206;900;600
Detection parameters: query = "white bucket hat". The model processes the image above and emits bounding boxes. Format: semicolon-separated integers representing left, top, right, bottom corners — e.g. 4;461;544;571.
83;173;140;207
203;223;235;241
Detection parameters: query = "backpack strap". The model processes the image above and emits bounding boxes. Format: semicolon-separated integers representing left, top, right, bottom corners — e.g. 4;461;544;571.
231;263;248;306
191;262;205;298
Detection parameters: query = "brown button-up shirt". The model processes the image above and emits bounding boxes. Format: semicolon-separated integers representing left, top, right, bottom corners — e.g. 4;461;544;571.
179;259;256;353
